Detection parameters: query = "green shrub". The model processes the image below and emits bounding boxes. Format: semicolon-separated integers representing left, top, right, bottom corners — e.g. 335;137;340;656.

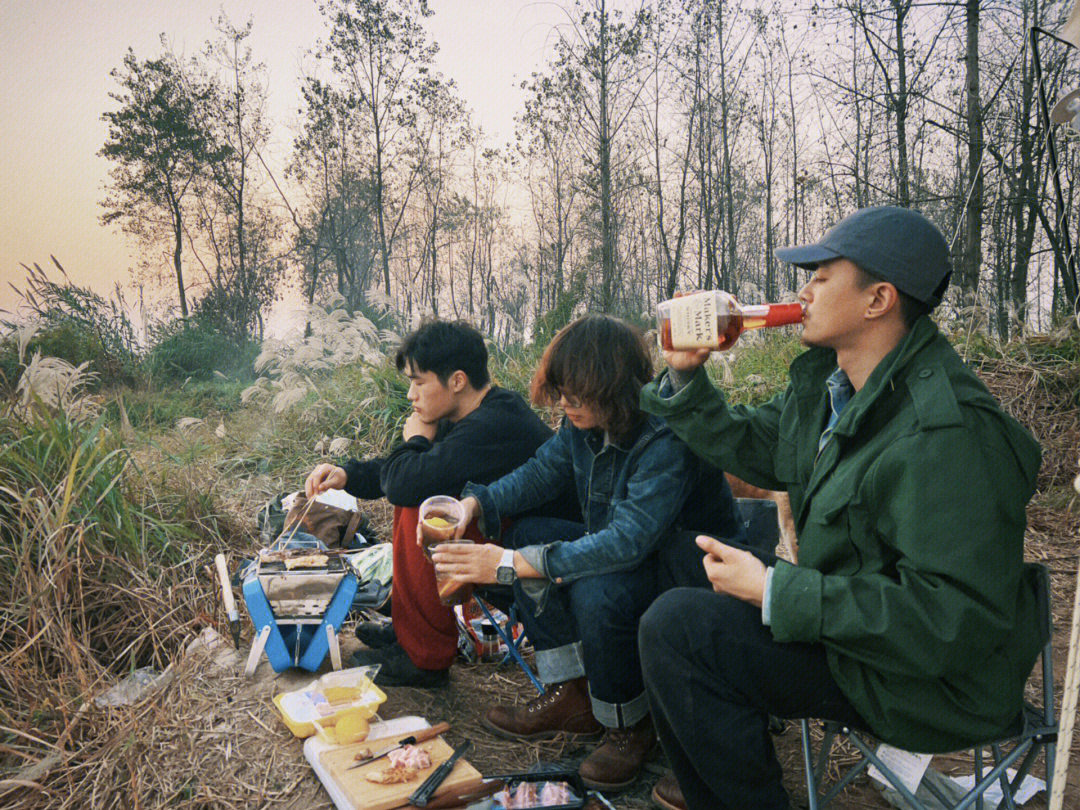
489;341;543;395
144;317;259;383
104;378;248;428
247;361;411;480
533;272;586;347
4;260;142;389
0;334;19;395
719;331;805;405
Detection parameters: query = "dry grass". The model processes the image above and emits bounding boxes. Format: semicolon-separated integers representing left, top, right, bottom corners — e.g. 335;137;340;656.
244;302;398;420
972;355;1080;492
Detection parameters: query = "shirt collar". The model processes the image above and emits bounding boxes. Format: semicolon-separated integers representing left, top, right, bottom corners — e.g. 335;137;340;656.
818;366;855;453
825;366;854;418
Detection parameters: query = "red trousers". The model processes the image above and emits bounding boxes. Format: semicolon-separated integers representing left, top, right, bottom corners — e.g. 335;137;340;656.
390;506;483;670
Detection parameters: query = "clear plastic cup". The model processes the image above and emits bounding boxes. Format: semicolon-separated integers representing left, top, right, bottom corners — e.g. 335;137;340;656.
435;537;475;606
418;495;466;559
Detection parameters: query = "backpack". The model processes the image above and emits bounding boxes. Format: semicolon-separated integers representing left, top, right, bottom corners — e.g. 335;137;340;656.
257;491;379;549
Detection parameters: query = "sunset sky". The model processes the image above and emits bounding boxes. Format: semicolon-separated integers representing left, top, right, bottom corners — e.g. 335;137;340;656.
0;0;622;327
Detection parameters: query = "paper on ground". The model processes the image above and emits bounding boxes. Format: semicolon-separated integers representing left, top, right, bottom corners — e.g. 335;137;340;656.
950;768;1045;806
868;745;933;795
282;488;359;512
316;488;358;511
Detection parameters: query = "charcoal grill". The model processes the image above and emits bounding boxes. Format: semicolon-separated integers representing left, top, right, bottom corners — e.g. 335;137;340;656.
241;539;358;675
255;554;350;619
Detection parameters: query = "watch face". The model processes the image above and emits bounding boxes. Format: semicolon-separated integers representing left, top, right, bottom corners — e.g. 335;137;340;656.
496;566;515;585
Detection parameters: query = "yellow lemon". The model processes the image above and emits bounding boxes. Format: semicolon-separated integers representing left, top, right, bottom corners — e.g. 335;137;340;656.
335;711;370;744
424;516;453;528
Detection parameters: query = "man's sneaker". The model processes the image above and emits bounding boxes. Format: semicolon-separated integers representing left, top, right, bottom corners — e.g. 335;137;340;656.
354;620;397;649
651;771;687;810
578;714;656;791
348;643;449;688
482;676;602;740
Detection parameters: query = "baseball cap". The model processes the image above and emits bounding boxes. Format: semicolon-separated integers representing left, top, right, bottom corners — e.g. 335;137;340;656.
775;206;951;306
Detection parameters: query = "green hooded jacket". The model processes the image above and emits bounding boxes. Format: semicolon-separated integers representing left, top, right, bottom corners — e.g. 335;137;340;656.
640;316;1043;752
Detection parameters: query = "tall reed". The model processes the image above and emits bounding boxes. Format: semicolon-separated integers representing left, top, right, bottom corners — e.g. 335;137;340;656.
0;402;197;783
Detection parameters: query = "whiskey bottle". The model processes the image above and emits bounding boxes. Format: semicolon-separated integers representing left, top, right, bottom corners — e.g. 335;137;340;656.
657;291;804;351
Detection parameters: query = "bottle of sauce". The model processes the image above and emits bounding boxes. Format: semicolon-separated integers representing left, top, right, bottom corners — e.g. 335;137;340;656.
657;291;804;351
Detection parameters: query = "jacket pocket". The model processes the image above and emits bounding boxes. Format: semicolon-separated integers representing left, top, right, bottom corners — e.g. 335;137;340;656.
803;496;862;575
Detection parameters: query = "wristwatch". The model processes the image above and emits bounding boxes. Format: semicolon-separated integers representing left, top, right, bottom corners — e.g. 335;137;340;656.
496;548;517;585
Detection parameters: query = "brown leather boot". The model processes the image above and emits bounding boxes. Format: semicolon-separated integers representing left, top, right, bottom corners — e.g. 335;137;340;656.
651;771;687;810
578;714;656;791
482;677;602;740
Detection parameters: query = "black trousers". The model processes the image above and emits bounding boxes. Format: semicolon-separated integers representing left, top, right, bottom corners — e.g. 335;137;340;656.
639;588;865;810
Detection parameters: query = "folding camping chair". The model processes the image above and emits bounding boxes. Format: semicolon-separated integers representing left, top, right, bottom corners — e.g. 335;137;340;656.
735;497;781;555
471;592;545;695
800;562;1057;810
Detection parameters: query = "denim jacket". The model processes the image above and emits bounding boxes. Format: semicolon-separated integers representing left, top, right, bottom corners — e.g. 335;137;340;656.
463;413;698;603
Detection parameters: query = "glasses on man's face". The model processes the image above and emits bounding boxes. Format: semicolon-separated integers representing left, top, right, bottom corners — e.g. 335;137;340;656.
557;390;584;409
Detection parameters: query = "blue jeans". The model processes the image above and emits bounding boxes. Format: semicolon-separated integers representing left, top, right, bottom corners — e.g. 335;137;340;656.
505;516;657;729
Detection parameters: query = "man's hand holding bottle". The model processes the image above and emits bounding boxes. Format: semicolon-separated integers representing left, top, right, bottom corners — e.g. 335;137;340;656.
663;346;712;373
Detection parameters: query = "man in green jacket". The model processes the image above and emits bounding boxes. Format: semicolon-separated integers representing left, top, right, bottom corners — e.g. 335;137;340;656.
638;206;1043;810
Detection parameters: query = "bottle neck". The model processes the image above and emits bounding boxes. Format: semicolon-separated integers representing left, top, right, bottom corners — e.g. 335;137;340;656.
741;304;770;319
741;302;805;331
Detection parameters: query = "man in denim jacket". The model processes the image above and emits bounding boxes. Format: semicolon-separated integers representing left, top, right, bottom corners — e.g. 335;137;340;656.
433;315;742;791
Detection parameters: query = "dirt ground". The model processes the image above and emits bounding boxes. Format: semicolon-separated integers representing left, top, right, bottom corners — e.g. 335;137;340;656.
167;546;1076;810
20;496;1071;810
149;479;1080;807
186;460;1079;809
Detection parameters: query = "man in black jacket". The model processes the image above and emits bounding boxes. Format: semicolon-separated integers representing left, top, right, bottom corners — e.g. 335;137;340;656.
306;320;557;687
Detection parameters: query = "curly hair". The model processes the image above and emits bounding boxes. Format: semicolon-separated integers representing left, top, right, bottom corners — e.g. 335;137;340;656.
530;314;653;442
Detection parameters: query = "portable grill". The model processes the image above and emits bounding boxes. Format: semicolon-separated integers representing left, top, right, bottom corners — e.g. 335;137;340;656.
241;538;358;675
255;554;350;619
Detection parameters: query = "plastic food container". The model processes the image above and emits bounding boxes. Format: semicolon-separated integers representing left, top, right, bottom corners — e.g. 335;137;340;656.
490;769;588;810
418;495;466;558
273;666;386;738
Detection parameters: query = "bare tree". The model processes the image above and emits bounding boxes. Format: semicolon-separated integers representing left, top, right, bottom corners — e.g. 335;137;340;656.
290;76;379;312
546;0;652;311
840;0;954;207
959;0;983;307
641;0;695;298
193;15;284;340
410;76;467;316
516;68;586;323
754;12;782;300
319;0;436;297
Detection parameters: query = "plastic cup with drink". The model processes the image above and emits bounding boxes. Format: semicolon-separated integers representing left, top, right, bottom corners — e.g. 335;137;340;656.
418;495;474;606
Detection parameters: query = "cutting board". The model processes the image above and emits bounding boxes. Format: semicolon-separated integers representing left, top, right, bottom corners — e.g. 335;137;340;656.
319;735;482;810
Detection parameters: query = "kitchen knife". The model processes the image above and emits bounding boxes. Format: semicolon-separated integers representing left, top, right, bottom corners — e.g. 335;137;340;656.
408;740;472;807
346;721;450;770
